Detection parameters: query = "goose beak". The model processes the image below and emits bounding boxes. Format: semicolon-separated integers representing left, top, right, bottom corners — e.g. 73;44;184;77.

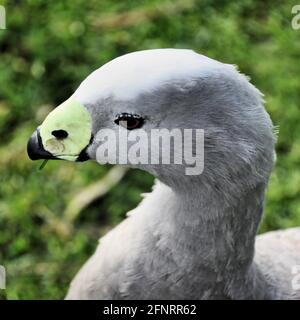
27;129;57;160
27;98;92;162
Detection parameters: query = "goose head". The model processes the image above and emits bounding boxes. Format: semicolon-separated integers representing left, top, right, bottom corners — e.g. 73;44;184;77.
27;49;275;192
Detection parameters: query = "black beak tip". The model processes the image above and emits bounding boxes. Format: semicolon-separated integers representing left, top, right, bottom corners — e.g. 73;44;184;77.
27;130;56;161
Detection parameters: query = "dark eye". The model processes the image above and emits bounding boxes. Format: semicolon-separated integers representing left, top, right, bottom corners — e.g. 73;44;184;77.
114;113;144;130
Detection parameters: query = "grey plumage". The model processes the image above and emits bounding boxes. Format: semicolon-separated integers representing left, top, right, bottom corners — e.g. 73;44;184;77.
64;49;300;300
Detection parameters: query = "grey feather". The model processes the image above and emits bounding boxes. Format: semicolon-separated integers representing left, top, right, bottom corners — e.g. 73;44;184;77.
65;49;300;300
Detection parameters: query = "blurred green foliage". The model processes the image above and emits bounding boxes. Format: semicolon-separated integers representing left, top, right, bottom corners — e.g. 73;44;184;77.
0;0;299;299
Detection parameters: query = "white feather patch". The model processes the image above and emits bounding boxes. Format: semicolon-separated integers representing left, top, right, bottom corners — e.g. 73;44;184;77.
74;49;224;103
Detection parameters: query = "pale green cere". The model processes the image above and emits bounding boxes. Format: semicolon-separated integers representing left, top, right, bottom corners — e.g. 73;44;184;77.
39;98;92;161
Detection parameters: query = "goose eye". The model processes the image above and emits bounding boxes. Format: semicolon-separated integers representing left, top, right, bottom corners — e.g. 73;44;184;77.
114;113;144;130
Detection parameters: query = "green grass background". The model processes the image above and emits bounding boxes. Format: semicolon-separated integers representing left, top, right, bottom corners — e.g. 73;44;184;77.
0;0;299;299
